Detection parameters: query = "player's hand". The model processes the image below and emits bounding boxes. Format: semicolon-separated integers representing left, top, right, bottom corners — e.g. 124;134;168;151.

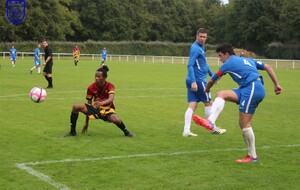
204;88;210;93
43;62;46;66
93;101;101;109
191;82;197;92
274;85;282;95
81;124;89;134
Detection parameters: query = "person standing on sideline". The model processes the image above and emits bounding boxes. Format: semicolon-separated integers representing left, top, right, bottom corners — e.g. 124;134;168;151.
73;45;80;66
30;44;41;74
194;43;282;162
100;47;108;66
183;28;226;137
9;45;17;67
65;66;136;138
42;40;53;88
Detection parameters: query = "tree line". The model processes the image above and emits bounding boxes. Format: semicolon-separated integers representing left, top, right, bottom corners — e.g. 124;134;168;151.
0;0;299;57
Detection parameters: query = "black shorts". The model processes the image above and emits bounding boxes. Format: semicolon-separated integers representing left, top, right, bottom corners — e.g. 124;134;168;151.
85;103;115;122
43;62;53;74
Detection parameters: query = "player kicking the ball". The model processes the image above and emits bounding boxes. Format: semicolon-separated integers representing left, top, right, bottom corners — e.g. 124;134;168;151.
193;43;282;163
65;66;136;138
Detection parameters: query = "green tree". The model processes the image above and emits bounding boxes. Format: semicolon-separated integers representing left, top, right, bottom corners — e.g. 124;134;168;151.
218;0;281;51
279;0;300;43
0;0;81;42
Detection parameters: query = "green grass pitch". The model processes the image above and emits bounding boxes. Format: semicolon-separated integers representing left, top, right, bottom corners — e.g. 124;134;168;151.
0;58;299;190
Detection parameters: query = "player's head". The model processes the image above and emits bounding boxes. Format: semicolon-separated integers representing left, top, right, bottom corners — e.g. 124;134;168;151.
196;28;207;45
95;66;109;84
37;44;41;48
42;39;48;48
216;43;235;55
104;47;106;50
216;43;235;63
12;45;14;48
96;66;109;78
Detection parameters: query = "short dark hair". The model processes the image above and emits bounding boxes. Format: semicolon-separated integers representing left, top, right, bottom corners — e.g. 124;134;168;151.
96;65;109;78
197;28;207;35
216;43;235;55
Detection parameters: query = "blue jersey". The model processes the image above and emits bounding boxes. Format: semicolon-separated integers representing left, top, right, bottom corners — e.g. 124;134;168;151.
186;41;212;83
101;50;107;58
34;48;40;61
10;48;17;59
212;56;265;87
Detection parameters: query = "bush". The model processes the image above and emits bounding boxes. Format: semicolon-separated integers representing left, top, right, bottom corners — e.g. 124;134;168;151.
0;41;216;57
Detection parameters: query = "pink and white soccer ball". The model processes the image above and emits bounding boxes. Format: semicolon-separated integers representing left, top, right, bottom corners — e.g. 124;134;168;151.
30;87;47;103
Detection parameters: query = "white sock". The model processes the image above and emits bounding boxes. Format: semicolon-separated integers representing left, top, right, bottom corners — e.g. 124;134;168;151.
183;108;193;134
38;67;41;73
242;127;257;158
205;106;212;118
208;97;225;124
30;66;35;71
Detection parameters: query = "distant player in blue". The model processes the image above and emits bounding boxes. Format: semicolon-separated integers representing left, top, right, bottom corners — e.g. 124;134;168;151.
183;28;226;137
100;47;108;66
194;43;282;163
9;45;17;67
30;44;41;74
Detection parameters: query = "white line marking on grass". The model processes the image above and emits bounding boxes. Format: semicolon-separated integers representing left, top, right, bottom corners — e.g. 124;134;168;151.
15;144;300;190
15;163;70;190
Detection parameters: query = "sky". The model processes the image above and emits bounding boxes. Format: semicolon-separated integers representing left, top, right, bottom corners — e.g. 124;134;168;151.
221;0;229;4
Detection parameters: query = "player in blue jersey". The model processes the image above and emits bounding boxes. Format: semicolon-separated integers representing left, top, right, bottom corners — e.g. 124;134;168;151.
194;43;282;162
100;47;108;66
183;28;226;137
30;44;41;74
9;45;17;67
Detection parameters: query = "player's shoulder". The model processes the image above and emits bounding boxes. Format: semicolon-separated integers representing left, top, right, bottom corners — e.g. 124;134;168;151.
88;82;97;90
105;81;114;87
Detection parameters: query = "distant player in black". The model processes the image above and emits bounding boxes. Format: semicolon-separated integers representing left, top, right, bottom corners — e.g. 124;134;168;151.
42;39;53;88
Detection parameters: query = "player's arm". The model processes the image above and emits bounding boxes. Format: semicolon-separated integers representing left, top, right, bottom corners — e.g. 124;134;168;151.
93;93;115;108
187;48;198;91
35;53;39;60
263;64;282;95
207;65;213;77
82;99;92;134
205;70;223;92
43;56;52;66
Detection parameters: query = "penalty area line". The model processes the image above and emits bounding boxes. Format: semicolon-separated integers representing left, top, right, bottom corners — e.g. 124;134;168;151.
15;144;300;190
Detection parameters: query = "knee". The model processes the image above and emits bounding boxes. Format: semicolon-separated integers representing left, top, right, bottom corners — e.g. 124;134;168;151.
72;104;82;112
216;91;225;98
109;115;122;125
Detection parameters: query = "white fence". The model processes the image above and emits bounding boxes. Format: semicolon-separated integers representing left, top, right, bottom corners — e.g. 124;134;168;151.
2;52;299;69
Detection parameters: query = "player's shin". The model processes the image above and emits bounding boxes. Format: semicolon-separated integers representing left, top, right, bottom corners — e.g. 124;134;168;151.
242;127;257;158
116;121;129;134
70;112;79;135
208;97;225;123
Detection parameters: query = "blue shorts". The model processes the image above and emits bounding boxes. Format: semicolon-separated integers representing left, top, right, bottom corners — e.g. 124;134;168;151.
34;59;40;66
233;80;265;114
186;80;211;103
11;57;16;61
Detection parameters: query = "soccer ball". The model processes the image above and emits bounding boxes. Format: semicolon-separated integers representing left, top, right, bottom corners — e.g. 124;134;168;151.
30;87;47;103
